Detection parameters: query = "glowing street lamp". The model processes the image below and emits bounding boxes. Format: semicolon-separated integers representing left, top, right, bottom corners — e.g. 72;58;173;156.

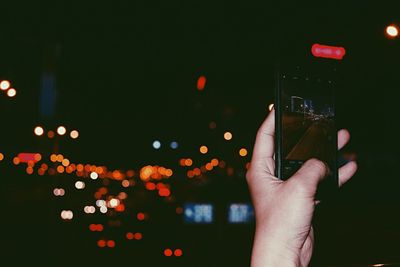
386;24;399;38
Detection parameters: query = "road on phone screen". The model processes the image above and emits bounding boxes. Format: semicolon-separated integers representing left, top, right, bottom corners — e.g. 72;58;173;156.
283;113;334;163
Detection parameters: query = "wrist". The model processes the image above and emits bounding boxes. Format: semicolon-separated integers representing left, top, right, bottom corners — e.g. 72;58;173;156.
251;223;302;267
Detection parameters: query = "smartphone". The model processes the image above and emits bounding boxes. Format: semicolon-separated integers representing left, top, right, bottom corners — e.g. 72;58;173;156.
275;56;339;197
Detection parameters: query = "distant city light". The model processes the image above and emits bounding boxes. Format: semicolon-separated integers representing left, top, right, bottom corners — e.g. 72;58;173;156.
61;210;73;220
47;130;55;138
121;179;130;188
126;232;134;240
0;153;4;161
70;130;79;139
197;75;207;91
209;121;217;129
0;80;10;90
109;198;120;208
239;148;248;157
164;249;173;257
152;140;161;149
386;25;399;37
107;240;115;248
174;249;183;257
97;240;106;248
84;206;96;214
7;88;16;97
34;126;44;136
62;158;70;167
137;212;146;221
75;181;85;189
96;200;106;207
224;131;233;141
200;145;208;154
53;188;65;196
170;141;179;149
57;126;67;135
268;103;274;111
90;172;98;180
100;206;108;213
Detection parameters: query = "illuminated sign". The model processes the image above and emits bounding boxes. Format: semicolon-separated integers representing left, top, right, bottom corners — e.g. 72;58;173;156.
311;44;346;60
183;203;213;224
227;203;254;224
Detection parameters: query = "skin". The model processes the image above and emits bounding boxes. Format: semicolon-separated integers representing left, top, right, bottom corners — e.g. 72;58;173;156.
246;110;358;267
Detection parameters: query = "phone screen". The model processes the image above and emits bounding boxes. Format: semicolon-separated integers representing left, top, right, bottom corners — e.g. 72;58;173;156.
276;63;338;187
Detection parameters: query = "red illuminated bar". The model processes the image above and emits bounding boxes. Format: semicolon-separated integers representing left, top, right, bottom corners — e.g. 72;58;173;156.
311;43;346;60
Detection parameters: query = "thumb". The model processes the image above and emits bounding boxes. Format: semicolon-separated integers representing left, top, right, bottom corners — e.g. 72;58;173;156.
288;158;329;197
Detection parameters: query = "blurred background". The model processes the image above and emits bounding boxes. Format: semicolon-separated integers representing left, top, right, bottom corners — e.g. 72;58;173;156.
1;1;399;266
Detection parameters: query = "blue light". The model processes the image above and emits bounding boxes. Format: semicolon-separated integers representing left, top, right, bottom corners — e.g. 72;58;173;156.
170;141;179;149
152;140;161;149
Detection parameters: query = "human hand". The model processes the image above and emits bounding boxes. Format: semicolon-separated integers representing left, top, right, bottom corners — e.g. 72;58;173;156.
246;109;358;267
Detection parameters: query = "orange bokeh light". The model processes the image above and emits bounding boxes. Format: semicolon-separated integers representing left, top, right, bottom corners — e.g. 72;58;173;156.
70;130;79;139
13;157;21;165
0;153;3;161
224;131;233;140
211;158;219;166
239;148;248;157
184;158;193;166
200;145;208;154
57;166;65;173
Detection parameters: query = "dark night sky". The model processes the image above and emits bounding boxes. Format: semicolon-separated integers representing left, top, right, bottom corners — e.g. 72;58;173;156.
0;1;400;266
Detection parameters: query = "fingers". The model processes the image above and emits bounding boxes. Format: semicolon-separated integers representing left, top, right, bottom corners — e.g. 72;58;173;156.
337;129;350;150
289;159;328;195
339;161;358;187
251;109;275;162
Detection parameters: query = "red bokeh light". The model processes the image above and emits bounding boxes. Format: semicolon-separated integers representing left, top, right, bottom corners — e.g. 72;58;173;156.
164;249;173;257
197;76;206;90
174;249;183;257
107;240;115;248
137;212;145;221
126;232;134;240
97;240;106;248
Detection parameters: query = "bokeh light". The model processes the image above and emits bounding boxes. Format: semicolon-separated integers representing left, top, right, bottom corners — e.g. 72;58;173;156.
34;126;44;136
60;210;73;220
152;140;161;149
200;145;208;154
70;130;79;139
57;126;67;135
90;172;99;180
386;24;399;37
239;148;248;157
0;80;10;90
170;141;179;149
164;249;173;257
174;249;183;257
7;88;16;97
224;131;233;141
75;181;85;189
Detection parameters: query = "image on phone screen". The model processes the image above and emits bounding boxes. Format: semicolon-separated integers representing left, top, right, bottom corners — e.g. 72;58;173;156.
277;65;337;181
